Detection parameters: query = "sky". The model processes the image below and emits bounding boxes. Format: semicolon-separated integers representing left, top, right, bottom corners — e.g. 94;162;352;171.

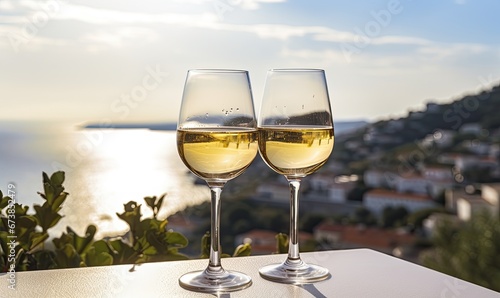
1;0;499;126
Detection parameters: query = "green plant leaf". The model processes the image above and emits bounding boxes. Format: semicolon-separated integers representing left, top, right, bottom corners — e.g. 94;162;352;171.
52;225;96;256
144;194;167;218
0;193;9;210
200;231;210;258
50;171;65;186
40;171;66;207
50;192;68;212
166;231;188;248
34;203;63;232
0;231;9;260
68;225;96;255
144;196;156;211
32;250;57;270
159;218;168;232
15;216;38;248
91;240;110;254
157;194;165;211
29;232;49;252
53;232;73;250
55;243;82;268
276;233;288;254
14;203;29;216
117;201;142;240
42;172;51;195
233;243;251;257
108;239;138;265
85;247;113;267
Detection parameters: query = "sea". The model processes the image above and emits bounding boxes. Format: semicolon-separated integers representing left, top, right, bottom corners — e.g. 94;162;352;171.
0;120;366;238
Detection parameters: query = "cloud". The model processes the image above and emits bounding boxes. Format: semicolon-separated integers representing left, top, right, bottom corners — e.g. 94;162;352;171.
0;0;15;11
370;35;431;46
237;0;287;10
417;42;490;57
0;0;493;60
0;0;218;26
281;47;346;65
80;27;160;52
54;4;218;26
174;0;286;10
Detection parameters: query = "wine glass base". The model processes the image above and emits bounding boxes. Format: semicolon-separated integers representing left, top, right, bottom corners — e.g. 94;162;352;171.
259;261;330;284
179;269;252;293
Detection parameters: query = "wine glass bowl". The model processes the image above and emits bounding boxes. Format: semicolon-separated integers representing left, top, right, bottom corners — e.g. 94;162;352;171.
258;69;334;284
177;69;257;293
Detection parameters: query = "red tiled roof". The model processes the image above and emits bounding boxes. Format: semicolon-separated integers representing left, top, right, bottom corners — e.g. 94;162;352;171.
314;223;415;250
365;189;432;202
236;229;313;255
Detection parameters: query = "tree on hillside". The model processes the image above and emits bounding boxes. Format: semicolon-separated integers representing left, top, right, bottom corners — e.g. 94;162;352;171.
421;212;500;291
406;207;447;231
352;206;377;226
380;206;409;228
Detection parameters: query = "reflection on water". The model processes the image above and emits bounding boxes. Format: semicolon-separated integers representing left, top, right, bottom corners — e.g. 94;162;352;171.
0;124;209;238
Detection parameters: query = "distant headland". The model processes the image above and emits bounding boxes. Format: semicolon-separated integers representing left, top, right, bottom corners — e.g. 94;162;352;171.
82;120;368;135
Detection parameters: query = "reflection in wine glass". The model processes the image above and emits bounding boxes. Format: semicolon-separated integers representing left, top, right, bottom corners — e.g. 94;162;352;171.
176;69;258;293
257;69;334;284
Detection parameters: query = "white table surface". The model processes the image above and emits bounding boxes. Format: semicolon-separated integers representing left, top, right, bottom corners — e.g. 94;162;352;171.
1;248;499;297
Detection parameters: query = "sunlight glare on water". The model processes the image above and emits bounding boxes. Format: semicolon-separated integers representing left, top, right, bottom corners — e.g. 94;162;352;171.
52;129;209;239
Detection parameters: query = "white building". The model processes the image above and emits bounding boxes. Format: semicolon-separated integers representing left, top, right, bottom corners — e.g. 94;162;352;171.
395;174;429;195
364;133;401;145
309;173;335;191
307;174;358;203
327;177;357;203
427;180;454;198
438;153;497;171
459;123;482;135
422;166;453;181
421;130;455;149
489;144;500;158
255;181;290;203
435;130;456;148
422;166;455;197
324;161;345;173
364;170;386;188
446;185;499;221
364;189;437;215
445;187;480;213
460;140;490;155
481;183;500;211
364;170;398;188
437;153;462;165
457;197;497;221
455;156;497;171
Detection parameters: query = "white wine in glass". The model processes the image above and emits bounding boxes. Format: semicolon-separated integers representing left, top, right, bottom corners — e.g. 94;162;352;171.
258;69;334;283
177;69;258;293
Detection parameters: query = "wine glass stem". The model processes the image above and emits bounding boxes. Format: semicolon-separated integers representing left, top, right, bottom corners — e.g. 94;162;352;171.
288;179;301;261
208;185;223;272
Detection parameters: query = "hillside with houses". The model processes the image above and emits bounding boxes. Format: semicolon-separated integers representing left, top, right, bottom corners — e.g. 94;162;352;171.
325;83;500;222
249;83;500;258
247;84;498;226
170;83;500;284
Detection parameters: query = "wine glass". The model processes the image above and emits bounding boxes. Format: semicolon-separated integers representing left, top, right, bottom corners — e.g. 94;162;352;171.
176;69;258;293
257;69;334;283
